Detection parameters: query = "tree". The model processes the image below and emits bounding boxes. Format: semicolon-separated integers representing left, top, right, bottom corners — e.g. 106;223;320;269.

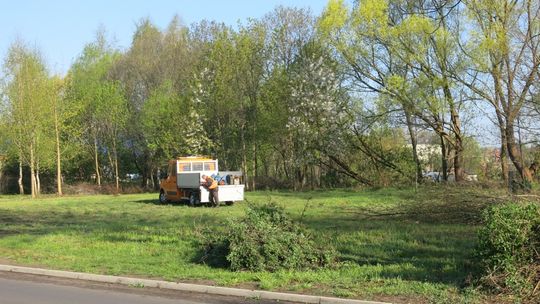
460;0;540;183
286;42;360;187
67;31;124;188
141;81;210;163
191;21;267;190
257;6;319;187
3;41;53;197
114;19;169;189
48;76;66;195
319;0;469;182
97;81;128;192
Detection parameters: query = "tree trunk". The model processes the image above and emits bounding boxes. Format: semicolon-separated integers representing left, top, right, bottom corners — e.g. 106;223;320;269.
251;140;257;191
326;155;374;186
449;107;464;182
453;137;464;182
240;125;248;191
500;142;509;183
30;142;36;198
310;166;316;190
404;110;422;182
18;157;24;195
440;136;448;181
440;50;464;182
149;167;156;190
280;146;290;181
506;124;532;182
496;114;509;183
113;139;120;193
94;135;101;187
54;106;63;196
0;159;3;193
141;164;148;189
107;149;114;180
36;163;41;195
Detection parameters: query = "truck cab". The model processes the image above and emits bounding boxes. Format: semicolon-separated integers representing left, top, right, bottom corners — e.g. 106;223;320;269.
159;156;244;206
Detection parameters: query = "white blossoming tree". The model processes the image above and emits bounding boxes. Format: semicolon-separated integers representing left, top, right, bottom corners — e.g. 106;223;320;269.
286;43;353;188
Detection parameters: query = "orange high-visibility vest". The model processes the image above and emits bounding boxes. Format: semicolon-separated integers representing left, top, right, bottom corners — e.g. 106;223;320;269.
205;176;218;190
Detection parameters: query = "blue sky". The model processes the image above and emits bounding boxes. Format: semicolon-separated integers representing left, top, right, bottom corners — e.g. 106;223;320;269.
1;0;330;75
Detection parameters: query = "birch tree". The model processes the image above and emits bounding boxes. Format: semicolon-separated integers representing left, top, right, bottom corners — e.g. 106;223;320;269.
3;41;52;197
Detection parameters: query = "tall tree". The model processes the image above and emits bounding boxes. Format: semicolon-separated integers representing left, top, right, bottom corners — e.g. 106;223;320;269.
48;76;66;195
114;19;166;189
286;42;359;188
320;0;468;182
3;41;53;197
67;31;123;188
460;0;540;183
258;6;318;187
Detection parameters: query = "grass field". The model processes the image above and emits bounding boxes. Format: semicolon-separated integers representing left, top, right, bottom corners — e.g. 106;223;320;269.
0;186;513;303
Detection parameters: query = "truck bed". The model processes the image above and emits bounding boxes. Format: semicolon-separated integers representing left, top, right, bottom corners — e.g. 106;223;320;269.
199;184;245;203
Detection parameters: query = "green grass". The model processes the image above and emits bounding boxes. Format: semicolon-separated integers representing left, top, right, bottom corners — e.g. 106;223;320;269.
0;186;511;303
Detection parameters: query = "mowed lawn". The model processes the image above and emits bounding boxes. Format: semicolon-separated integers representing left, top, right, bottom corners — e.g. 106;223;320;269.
0;186;508;303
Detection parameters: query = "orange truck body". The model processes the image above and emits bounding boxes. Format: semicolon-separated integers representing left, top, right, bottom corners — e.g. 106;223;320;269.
158;156;244;206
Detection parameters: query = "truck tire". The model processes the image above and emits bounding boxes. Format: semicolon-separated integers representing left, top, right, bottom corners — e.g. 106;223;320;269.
225;201;234;206
189;191;200;207
159;190;167;204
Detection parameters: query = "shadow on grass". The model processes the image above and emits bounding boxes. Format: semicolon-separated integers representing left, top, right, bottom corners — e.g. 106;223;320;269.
342;229;477;284
133;199;223;208
133;198;190;206
133;198;164;205
0;206;223;241
190;237;230;270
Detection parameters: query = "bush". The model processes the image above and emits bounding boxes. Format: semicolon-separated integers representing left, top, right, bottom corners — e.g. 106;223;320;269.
476;202;540;296
199;202;335;272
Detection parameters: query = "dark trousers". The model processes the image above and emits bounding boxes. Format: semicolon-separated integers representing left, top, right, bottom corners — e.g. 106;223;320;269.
209;188;219;206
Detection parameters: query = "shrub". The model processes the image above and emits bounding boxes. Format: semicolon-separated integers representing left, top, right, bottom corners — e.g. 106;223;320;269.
199;202;335;272
476;202;540;296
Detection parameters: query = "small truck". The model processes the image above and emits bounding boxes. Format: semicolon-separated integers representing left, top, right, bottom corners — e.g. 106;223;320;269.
158;156;244;206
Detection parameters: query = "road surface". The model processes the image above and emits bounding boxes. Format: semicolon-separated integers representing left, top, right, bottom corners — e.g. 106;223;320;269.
0;272;290;304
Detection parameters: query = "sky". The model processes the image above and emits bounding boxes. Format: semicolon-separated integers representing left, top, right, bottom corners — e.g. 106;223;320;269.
0;0;330;75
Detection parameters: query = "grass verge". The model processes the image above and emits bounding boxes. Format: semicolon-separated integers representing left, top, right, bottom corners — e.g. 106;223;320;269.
0;185;515;303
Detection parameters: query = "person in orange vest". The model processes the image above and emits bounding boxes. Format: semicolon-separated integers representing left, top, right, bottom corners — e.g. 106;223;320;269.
201;174;219;207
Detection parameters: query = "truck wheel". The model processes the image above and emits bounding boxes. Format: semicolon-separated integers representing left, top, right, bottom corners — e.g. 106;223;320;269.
225;201;234;206
189;192;200;207
159;190;167;204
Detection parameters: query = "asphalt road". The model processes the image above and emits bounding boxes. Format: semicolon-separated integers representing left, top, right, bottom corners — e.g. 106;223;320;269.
0;272;290;304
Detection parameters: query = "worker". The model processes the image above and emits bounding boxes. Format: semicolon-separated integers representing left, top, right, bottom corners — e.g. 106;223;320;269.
201;174;219;207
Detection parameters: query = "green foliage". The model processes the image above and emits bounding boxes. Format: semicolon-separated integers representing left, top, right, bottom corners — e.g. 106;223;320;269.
141;81;210;159
476;202;540;295
200;202;336;272
462;137;482;175
318;0;349;37
5;2;537;193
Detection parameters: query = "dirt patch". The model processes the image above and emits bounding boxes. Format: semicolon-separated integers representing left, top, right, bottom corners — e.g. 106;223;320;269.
0;257;16;265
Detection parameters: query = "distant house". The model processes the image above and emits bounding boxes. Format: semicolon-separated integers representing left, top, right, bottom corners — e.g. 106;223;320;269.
408;144;442;172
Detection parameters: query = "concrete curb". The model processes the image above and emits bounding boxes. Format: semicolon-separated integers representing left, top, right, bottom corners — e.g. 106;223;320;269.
0;264;390;304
